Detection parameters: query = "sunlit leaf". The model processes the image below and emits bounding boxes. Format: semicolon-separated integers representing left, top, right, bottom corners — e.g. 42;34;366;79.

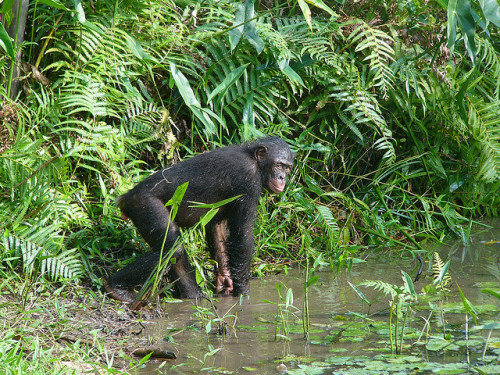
448;0;477;63
306;275;319;287
170;63;217;134
0;22;14;59
73;0;86;23
479;0;500;27
207;63;249;103
229;0;264;53
39;0;68;10
349;281;370;304
298;0;312;30
401;270;417;298
305;0;337;17
457;283;478;323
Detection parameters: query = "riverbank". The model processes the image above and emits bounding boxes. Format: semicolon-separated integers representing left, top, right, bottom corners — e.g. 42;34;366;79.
0;279;165;373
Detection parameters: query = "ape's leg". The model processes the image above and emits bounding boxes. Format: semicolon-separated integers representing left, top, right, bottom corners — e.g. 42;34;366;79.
207;220;233;294
107;193;201;300
226;201;257;296
105;251;162;302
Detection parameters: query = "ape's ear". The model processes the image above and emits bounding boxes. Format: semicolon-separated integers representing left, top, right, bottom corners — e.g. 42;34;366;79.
254;146;268;161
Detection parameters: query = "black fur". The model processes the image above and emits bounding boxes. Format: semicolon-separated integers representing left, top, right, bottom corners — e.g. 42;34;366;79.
105;137;294;301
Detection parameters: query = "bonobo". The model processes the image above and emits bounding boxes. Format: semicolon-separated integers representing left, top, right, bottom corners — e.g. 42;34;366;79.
105;136;294;302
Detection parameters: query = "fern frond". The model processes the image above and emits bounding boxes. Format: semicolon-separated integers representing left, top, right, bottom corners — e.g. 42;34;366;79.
333;85;396;164
59;73;118;119
346;20;395;98
476;38;500;89
432;252;452;289
467;96;500;182
396;60;432;110
42;248;84;281
257;22;291;60
4;224;83;280
122;101;162;147
316;205;339;250
359;280;398;299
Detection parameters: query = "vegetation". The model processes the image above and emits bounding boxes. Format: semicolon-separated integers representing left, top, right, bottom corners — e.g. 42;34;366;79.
0;0;499;372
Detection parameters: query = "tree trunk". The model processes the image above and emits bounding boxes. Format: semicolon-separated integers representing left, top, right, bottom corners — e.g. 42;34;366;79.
3;0;30;99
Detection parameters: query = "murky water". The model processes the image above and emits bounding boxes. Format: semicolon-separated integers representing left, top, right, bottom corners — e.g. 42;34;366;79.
139;221;500;374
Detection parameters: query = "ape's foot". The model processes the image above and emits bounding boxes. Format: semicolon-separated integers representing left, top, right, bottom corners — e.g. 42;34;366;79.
215;274;234;295
103;279;137;303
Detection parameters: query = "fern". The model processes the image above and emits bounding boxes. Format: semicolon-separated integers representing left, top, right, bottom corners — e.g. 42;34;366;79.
192;40;284;134
4;224;83;280
359;280;399;299
316;205;339;250
59;73;118;119
432;252;452;290
122;101;163;147
476;37;500;91
332;84;396;164
467;96;500;182
42;248;83;281
346;20;395;98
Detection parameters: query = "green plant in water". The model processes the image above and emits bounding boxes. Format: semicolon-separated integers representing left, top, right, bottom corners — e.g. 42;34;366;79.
190;297;241;337
353;270;418;354
263;283;300;342
418;252;453;340
302;251;325;339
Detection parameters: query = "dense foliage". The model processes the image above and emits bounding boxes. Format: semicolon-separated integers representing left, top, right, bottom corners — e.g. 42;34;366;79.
0;0;499;285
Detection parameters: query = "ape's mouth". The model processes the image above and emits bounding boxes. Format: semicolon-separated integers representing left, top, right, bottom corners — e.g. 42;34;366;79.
269;180;285;193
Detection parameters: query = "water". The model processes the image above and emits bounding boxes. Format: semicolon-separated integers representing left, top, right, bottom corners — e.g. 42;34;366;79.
139;221;500;374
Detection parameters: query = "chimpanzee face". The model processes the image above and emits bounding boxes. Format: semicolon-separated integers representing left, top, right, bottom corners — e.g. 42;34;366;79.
255;138;294;194
267;157;293;193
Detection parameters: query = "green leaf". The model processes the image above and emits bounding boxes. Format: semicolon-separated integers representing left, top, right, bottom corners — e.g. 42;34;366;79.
125;34;156;63
401;270;417;297
285;287;293;307
38;0;69;10
457;284;478;323
305;0;337;17
448;0;477;62
165;182;189;220
241;93;264;141
433;260;451;285
229;2;245;49
479;0;500;27
170;63;217;134
207;63;249;103
457;0;477;62
0;0;15;13
242;93;254;141
349;281;370;304
73;0;86;23
170;63;199;107
481;288;500;300
169;182;189;206
447;0;459;53
298;0;312;30
229;0;264;53
199;209;219;227
0;22;14;59
278;59;305;87
189;194;243;209
306;275;319;288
